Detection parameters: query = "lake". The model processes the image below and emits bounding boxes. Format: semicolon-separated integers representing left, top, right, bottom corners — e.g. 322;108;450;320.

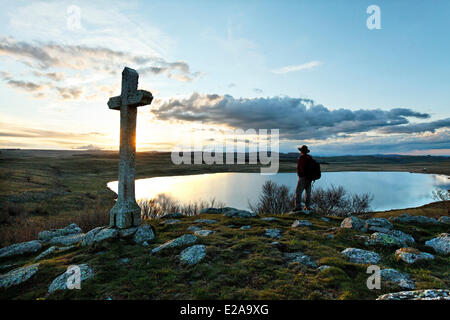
108;171;450;212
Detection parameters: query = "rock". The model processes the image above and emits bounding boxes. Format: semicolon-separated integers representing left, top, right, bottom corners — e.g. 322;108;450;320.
385;229;415;245
81;227;118;246
392;214;439;225
260;217;278;222
34;246;58;262
380;268;415;289
321;217;331;222
340;216;367;232
284;252;318;268
188;225;201;232
222;207;258;218
292;220;312;227
194;230;216;237
271;241;280;246
395;248;434;264
179;245;206;265
240;225;252;230
120;258;130;264
48;264;95;294
425;233;449;255
134;225;155;245
152;234;198;253
365;218;393;232
377;289;450;300
199;207;223;214
0;240;43;259
366;232;407;248
438;216;450;224
0;264;39;289
317;265;331;272
38;223;82;242
326;234;335;239
194;219;218;224
264;228;282;239
341;248;381;264
160;212;184;219
160;219;180;225
118;227;138;238
50;233;85;246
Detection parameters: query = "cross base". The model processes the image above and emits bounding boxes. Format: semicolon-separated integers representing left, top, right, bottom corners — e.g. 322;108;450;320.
109;200;142;229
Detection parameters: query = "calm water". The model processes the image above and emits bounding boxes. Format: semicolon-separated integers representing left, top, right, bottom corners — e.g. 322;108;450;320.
108;172;450;212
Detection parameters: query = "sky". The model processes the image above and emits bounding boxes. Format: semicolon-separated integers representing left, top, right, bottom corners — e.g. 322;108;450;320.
0;0;449;155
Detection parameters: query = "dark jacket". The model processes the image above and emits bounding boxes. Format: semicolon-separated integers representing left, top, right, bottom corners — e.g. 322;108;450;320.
297;154;312;177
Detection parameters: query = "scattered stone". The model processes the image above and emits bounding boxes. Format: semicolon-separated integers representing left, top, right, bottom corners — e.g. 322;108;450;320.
284;252;318;268
354;234;369;242
377;289;450;300
188;225;201;232
118;227;138;238
152;234;198;253
341;248;381;264
160;219;180;225
0;263;39;289
194;219;218;224
240;225;251;230
340;216;367;232
392;214;439;225
134;225;155;245
317;265;331;272
227;225;235;228
385;229;415;245
222;207;258;218
264;228;282;239
438;216;450;224
48;264;95;294
395;248;434;264
50;233;85;246
292;220;312;227
120;258;130;264
326;234;335;239
34;246;58;262
321;217;331;222
380;268;415;290
260;217;278;222
160;212;184;219
194;230;216;237
38;223;82;242
0;240;43;259
199;208;222;214
271;241;280;246
81;227;118;246
365;218;393;233
179;245;206;265
366;232;407;247
425;233;449;255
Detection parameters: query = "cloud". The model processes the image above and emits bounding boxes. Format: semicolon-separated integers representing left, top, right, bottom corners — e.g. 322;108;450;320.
150;93;434;140
379;118;450;134
253;88;263;93
5;79;46;92
272;61;322;74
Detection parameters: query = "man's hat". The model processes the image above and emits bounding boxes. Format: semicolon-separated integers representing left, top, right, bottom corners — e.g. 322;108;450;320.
298;145;310;153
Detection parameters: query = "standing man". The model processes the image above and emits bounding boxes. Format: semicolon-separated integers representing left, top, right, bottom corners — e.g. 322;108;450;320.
294;145;313;212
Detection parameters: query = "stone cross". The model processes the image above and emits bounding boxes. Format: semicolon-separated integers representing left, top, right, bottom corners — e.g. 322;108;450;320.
108;67;153;229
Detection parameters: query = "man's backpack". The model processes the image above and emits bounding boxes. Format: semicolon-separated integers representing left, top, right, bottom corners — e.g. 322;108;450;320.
307;157;321;181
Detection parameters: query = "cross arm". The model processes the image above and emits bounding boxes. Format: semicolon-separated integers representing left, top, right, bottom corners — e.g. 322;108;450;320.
108;90;153;110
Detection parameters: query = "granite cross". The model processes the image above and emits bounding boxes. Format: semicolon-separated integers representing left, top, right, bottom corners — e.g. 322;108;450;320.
108;67;153;229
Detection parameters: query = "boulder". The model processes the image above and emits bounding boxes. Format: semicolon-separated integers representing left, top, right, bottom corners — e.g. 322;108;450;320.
179;245;206;265
187;225;201;232
365;218;393;233
38;223;82;242
48;264;95;294
264;228;282;239
284;251;318;268
380;268;415;290
194;219;218;224
81;227;118;246
395;248;434;264
292;220;312;227
240;225;251;230
160;212;184;219
118;227;138;238
49;233;85;246
194;230;216;237
377;289;450;300
317;265;331;272
34;246;57;262
392;214;439;225
0;240;42;259
341;248;381;264
260;217;278;222
0;263;39;289
385;229;415;245
160;219;181;225
222;208;258;218
152;234;198;253
199;208;222;214
425;233;449;255
134;225;155;245
321;217;331;222
366;232;407;248
340;216;367;232
438;216;450;224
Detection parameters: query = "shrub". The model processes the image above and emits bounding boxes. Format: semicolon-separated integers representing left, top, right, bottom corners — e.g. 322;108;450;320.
248;180;293;214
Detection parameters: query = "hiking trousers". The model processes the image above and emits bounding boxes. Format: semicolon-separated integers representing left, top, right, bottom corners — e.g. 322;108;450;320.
294;177;312;209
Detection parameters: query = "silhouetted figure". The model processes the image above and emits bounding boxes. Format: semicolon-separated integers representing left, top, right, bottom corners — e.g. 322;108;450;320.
294;145;312;212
